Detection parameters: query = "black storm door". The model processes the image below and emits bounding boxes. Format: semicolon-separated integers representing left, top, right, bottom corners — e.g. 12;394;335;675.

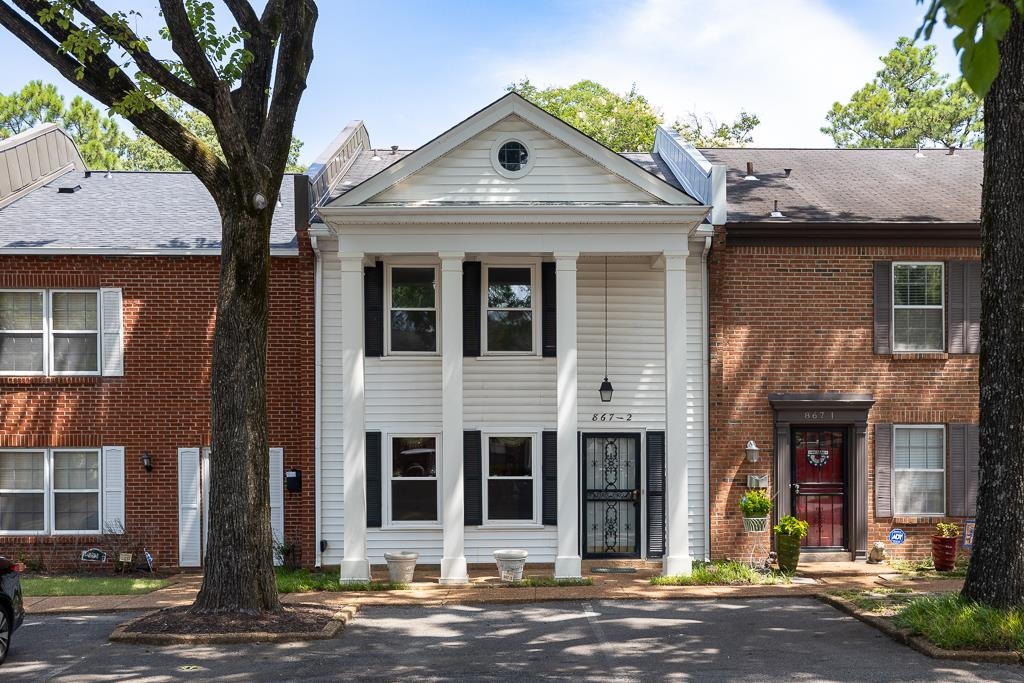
582;433;641;558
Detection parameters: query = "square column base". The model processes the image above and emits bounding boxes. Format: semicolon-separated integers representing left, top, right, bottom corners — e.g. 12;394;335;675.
439;557;469;585
340;558;371;583
662;555;693;577
554;555;582;579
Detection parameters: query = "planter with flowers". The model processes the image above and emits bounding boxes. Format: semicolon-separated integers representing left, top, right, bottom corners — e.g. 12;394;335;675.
739;489;772;532
931;522;960;572
774;515;810;573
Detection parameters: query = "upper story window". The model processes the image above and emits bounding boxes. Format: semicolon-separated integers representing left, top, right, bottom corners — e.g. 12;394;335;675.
389;435;439;524
893;426;945;516
484;266;535;354
490;137;533;179
388;266;438;354
0;290;105;375
892;263;944;352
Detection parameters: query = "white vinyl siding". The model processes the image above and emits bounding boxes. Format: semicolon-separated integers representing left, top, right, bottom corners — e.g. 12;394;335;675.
371;116;661;205
319;251;345;565
893;426;946;516
892;263;944;352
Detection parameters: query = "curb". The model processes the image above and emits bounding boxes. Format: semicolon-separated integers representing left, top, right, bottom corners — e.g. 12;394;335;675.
108;605;358;646
816;593;1023;666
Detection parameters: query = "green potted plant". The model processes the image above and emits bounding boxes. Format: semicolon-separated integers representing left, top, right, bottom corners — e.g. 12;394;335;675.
739;489;771;532
774;515;810;572
932;522;960;572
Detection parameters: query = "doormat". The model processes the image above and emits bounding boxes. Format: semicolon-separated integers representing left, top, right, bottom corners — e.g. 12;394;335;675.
590;567;637;574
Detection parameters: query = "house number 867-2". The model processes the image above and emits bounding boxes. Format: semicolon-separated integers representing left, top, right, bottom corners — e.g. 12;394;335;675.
592;413;633;422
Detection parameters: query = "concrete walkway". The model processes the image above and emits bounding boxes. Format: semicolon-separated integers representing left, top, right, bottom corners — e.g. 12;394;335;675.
23;560;964;615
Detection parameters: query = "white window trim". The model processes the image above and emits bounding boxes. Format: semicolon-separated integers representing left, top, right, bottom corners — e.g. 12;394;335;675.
482;431;541;526
385;264;440;356
383;432;442;529
0;289;47;376
891;262;945;353
490;135;534;180
48;290;101;376
482;261;540;356
0;447;103;535
893;424;946;517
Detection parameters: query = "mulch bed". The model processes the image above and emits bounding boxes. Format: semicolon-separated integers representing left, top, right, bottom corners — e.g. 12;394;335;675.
121;603;338;635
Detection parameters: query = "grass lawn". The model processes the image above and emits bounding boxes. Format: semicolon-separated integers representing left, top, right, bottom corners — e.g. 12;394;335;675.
651;560;790;586
21;576;170;597
275;568;406;593
889;556;969;579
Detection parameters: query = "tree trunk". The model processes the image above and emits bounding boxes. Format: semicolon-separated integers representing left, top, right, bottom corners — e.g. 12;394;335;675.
191;199;280;614
961;8;1024;609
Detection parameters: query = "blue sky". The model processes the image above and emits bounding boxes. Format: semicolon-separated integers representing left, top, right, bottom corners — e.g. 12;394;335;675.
0;1;963;164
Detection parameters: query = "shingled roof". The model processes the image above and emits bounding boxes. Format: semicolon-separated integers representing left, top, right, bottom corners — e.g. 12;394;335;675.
699;147;982;224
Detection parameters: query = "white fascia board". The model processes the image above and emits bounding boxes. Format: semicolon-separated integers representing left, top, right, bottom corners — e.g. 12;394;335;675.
0;247;300;257
318;203;710;226
337;232;692;255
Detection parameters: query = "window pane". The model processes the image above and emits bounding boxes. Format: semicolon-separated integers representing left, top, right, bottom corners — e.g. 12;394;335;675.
391;268;436;309
0;493;44;531
54;492;99;531
52;292;98;330
0;335;43;372
390;311;436;352
488;268;532;308
894;264;942;306
488;480;533;520
393;437;436;478
53;451;99;490
0;451;44;489
893;309;943;351
894;471;944;515
52;333;98;372
0;292;43;330
487;311;533;352
895;428;944;470
391;481;437;521
488;437;532;476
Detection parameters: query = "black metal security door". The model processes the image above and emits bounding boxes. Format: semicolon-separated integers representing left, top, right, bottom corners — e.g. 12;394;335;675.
582;433;641;558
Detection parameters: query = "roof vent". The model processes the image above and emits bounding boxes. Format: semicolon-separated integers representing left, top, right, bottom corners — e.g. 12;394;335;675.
370;148;382;161
770;200;785;219
57;184;82;194
783;168;792;177
84;170;92;178
390;145;398;155
915;145;926;158
947;146;957;156
105;169;112;179
743;161;758;181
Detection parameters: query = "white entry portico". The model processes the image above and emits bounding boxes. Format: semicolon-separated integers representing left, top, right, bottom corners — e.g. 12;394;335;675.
311;94;710;581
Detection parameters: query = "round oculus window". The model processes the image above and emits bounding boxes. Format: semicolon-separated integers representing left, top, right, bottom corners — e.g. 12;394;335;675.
497;140;529;172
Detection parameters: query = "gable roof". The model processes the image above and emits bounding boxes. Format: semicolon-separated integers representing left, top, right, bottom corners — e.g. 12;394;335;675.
1;124;86;210
324;93;699;207
0;170;300;254
699;147;982;224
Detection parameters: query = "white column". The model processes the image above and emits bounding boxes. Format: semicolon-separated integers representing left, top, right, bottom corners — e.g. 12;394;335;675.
554;252;582;578
439;252;469;584
663;250;692;576
340;252;370;582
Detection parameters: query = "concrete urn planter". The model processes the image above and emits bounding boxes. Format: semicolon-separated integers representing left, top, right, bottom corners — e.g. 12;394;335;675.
383;551;419;584
493;549;529;582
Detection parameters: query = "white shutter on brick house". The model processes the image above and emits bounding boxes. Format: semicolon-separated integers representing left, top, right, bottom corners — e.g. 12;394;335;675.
269;447;285;566
99;288;124;376
102;446;125;532
177;447;202;567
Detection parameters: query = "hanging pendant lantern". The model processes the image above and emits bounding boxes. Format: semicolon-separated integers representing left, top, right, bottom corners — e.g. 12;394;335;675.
599;376;614;402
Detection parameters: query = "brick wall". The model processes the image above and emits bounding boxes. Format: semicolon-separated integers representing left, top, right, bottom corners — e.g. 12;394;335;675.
709;229;979;561
0;231;315;572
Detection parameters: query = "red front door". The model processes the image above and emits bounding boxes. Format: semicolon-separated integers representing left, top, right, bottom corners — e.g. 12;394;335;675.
792;428;846;549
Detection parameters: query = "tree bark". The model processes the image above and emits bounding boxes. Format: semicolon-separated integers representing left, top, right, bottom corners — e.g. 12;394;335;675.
961;7;1024;609
192;198;279;614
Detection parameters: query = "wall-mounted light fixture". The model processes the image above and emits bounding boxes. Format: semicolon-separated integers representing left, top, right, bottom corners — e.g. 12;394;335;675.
140;451;153;472
745;440;760;463
599;256;614;403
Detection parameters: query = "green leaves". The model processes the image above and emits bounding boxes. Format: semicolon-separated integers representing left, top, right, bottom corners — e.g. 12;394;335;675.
158;0;253;84
673;110;761;148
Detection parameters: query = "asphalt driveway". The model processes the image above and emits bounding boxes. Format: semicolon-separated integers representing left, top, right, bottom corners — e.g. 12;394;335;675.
4;598;1022;682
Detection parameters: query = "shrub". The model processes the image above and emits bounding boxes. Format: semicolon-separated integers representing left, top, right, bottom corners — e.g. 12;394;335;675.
774;515;810;539
935;522;961;538
739;489;771;517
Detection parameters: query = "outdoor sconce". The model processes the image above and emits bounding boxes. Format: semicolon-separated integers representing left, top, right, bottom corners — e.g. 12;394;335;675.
140;451;153;472
599;377;614;403
745;440;760;463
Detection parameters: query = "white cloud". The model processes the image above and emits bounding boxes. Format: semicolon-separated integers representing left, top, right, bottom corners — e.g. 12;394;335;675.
485;0;901;147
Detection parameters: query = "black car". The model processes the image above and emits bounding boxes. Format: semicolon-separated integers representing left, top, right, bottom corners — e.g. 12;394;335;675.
0;558;24;665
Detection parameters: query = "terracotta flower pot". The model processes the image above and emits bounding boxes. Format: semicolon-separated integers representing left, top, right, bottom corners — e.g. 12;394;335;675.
931;535;957;572
776;533;802;573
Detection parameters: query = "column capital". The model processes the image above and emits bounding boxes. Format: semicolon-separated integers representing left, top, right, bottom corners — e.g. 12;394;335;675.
339;252;366;272
663;250;689;269
439;252;465;271
553;251;579;261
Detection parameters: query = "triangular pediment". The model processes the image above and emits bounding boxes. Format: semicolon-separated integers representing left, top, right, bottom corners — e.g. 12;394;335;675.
330;93;700;207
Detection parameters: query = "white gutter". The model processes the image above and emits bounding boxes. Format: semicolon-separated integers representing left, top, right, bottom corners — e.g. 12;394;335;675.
701;234;712;560
311;233;323;568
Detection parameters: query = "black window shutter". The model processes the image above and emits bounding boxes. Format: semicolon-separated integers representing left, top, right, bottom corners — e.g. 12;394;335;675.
541;262;557;357
646;431;666;558
949;423;967;516
366;432;382;528
966;261;981;354
874;423;893;518
463;262;481;357
967;424;979;515
873;262;892;355
542;431;558;526
364;262;384;357
464;431;482;525
947;262;966;354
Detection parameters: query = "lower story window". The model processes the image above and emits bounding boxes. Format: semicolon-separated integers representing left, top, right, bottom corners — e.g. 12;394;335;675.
486;435;535;522
0;449;100;533
390;436;438;523
893;426;945;516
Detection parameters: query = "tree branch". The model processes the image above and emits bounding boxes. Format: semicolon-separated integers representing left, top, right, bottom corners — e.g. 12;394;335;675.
223;0;258;35
157;0;219;89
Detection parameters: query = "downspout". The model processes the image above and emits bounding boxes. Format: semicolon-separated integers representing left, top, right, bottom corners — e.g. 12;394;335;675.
312;233;323;568
701;234;712;560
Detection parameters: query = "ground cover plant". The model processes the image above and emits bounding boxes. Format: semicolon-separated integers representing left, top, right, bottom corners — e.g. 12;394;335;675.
492;577;593;588
894;593;1024;652
651;560;790;586
275;568;406;593
21;576;170;597
889;555;970;579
